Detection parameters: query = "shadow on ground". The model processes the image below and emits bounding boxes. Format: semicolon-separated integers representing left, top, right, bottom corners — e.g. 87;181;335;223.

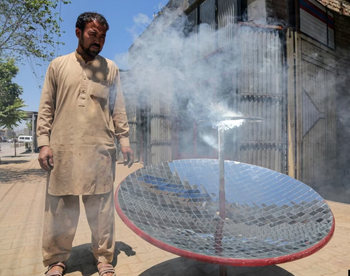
0;159;29;165
140;258;294;276
64;241;293;276
20;149;39;154
0;163;46;184
65;241;135;275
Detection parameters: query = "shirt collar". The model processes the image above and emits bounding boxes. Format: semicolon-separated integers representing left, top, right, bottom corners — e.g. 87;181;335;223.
75;50;97;65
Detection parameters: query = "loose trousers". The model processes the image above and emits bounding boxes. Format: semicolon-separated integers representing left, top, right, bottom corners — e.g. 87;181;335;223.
42;191;115;266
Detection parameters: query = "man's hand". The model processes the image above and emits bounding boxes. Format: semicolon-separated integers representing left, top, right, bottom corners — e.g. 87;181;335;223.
121;146;134;168
38;146;54;171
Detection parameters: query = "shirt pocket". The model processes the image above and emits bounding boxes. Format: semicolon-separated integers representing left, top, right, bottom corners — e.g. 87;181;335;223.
91;80;109;106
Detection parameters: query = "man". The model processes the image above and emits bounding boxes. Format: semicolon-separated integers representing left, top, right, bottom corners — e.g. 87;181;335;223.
37;12;134;276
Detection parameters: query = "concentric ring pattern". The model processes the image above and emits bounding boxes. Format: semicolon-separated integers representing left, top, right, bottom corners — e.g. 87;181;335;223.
116;159;334;265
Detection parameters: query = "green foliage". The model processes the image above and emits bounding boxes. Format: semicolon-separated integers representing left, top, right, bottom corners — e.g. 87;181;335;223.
0;0;71;60
0;98;27;129
0;58;22;105
26;119;33;131
0;59;27;129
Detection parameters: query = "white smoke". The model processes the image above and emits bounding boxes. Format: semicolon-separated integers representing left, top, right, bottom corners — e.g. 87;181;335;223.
127;13;153;40
133;13;152;26
123;6;277;151
114;52;129;70
119;3;350;202
214;120;244;131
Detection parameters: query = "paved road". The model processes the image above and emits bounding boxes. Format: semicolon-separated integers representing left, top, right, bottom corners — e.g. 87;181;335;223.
1;156;350;275
0;142;26;158
0;142;11;150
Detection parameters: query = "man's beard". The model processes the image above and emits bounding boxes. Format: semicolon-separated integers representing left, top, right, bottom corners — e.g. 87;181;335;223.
79;36;101;58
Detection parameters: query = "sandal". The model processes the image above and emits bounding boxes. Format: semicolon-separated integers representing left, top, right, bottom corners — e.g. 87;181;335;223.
97;261;116;276
45;262;66;276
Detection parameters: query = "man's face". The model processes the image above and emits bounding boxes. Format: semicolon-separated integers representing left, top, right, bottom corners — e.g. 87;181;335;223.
76;20;107;59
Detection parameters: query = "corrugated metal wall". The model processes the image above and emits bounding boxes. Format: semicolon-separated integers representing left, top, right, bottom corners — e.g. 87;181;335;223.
199;0;216;57
149;87;173;164
185;8;198;65
299;36;337;187
237;27;286;173
286;31;337;188
175;3;287;173
174;26;287;172
124;93;139;161
135;1;287;172
120;72;140;162
218;0;236;49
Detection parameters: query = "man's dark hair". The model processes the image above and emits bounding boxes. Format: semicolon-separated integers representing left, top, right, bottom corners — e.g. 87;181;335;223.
75;12;109;32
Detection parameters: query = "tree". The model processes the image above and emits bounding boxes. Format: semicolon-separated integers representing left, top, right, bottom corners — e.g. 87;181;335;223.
0;58;27;160
0;0;70;61
0;98;27;129
0;98;27;159
0;58;22;106
26;119;33;134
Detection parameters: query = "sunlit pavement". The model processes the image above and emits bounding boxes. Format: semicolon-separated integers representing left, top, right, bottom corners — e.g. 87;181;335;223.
0;155;349;276
0;142;26;159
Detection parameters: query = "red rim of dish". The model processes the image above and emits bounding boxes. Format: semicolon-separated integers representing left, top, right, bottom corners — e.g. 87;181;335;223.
115;185;335;267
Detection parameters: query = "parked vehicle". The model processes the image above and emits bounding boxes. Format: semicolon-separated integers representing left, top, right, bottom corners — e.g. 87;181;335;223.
17;135;33;143
7;138;13;143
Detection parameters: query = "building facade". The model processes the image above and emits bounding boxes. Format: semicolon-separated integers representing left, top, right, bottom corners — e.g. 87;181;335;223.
0;129;16;140
124;0;350;193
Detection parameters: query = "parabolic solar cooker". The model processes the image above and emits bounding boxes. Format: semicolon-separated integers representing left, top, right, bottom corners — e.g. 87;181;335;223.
115;115;334;275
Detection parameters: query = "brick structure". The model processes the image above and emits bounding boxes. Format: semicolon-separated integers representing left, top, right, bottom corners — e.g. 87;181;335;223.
318;0;350;15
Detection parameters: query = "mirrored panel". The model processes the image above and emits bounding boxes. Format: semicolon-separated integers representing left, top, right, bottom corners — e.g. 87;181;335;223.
116;159;334;262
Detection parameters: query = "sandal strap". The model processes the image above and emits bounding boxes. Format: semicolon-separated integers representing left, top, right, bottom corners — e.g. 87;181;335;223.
45;262;66;275
97;262;115;276
99;264;114;269
47;262;65;270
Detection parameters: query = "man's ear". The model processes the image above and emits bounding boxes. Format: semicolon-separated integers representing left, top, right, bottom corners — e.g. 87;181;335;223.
75;28;81;39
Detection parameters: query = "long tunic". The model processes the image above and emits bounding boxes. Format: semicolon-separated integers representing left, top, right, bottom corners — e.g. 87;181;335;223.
37;51;130;196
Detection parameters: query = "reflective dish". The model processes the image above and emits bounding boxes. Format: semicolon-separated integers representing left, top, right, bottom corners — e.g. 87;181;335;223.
115;159;334;266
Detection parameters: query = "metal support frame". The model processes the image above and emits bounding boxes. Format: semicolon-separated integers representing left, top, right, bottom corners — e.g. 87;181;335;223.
218;128;227;276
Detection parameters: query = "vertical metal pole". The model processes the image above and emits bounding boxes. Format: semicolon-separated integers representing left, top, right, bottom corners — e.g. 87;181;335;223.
218;128;227;276
194;122;197;156
31;113;35;153
218;128;226;220
146;106;150;165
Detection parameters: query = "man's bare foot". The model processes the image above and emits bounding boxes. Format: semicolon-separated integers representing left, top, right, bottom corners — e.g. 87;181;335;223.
97;262;115;276
45;262;65;276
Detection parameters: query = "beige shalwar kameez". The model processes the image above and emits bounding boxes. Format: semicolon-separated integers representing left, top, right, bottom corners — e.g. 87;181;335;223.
37;51;130;266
